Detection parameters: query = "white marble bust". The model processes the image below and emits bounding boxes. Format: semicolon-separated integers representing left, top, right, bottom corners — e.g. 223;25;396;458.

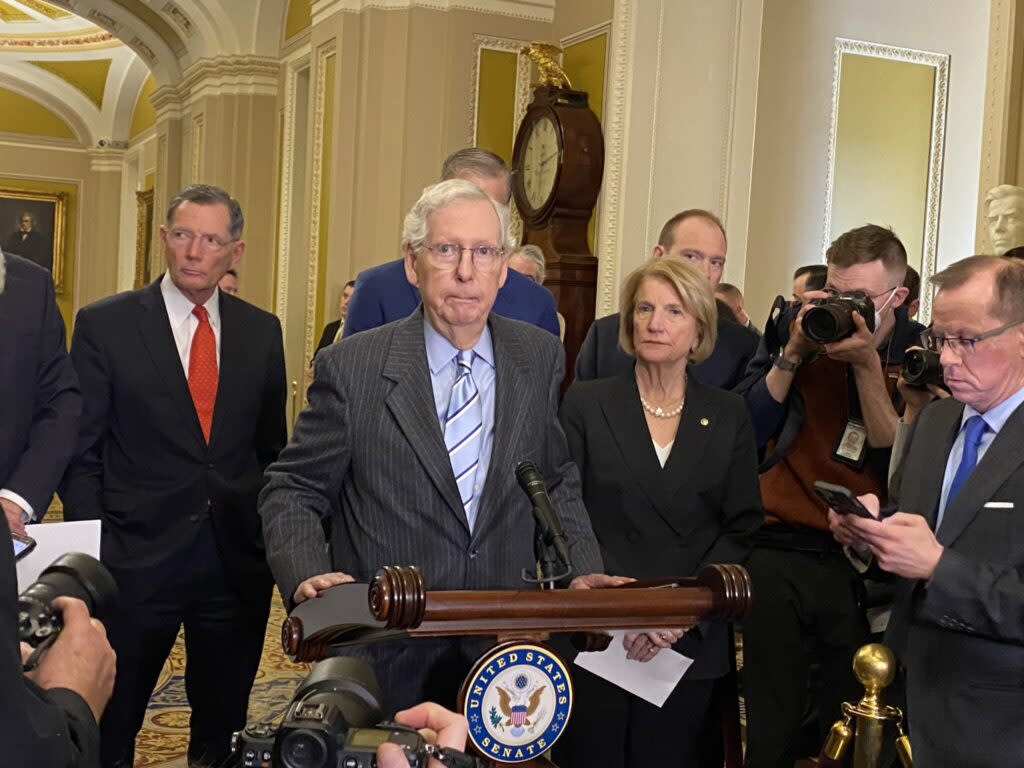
985;184;1024;256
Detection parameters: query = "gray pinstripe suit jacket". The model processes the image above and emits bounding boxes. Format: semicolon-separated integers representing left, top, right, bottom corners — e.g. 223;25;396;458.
259;309;602;710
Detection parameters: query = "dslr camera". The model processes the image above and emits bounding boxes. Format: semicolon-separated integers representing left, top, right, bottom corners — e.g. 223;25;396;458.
19;553;118;662
233;657;427;768
801;290;875;344
902;348;944;388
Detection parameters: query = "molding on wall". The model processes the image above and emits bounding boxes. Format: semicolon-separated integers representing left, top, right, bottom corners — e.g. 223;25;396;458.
87;146;125;171
189;112;203;183
274;48;311;341
718;0;741;225
822;38;949;321
596;0;633;317
0;132;86;152
640;0;665;254
314;0;554;24
560;20;611;50
305;42;336;372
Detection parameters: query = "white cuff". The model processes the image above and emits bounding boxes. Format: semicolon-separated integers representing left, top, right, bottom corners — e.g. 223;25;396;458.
0;489;35;523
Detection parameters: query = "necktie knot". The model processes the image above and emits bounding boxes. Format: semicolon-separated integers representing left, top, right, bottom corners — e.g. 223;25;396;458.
963;414;990;448
192;304;209;323
456;349;474;372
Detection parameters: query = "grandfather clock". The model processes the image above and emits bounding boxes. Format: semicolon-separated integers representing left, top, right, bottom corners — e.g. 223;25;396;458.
511;82;604;386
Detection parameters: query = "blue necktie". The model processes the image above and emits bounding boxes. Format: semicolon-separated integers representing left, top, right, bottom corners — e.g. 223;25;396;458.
943;415;991;518
444;350;482;529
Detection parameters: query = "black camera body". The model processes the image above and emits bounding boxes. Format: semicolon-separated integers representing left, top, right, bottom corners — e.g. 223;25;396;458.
233;657;428;768
902;348;944;387
18;553;118;655
802;290;875;344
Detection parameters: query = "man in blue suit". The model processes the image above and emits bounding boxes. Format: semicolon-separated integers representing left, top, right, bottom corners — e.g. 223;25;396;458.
345;148;559;338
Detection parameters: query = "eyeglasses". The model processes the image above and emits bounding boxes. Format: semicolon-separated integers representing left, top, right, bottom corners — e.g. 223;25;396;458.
822;285;899;303
420;243;504;270
168;227;237;253
921;319;1024;356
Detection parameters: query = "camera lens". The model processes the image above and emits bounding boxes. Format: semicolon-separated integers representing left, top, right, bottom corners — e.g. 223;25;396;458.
19;553;118;621
279;730;329;768
902;348;943;387
802;303;848;343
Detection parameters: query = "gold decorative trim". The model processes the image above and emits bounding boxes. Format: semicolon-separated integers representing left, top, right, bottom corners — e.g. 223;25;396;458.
274;51;311;337
597;0;633;316
470;34;529;243
0;186;68;294
190;113;203;183
321;0;553;23
305;43;336;371
0;30;114;48
21;0;71;19
134;188;154;288
822;38;949;322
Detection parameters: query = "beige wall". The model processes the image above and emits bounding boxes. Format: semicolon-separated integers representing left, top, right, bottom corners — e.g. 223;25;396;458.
744;0;990;323
553;0;613;40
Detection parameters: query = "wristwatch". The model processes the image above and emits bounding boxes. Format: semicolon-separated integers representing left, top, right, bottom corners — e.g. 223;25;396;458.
772;353;801;372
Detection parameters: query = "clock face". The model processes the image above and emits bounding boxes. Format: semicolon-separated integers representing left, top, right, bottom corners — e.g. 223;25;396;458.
521;115;560;211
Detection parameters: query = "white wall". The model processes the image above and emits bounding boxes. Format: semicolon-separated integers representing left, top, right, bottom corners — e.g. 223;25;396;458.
743;0;990;323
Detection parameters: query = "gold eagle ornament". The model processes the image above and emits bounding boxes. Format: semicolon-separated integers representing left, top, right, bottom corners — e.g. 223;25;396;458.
520;41;572;88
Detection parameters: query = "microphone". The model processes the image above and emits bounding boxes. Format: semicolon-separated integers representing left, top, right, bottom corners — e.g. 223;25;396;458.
515;459;573;570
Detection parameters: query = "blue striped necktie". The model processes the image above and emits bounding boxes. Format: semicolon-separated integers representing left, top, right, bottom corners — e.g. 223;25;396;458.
938;414;990;529
444;350;482;529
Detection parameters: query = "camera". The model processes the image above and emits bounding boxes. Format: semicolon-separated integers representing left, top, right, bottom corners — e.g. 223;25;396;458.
18;553;118;652
802;290;875;343
233;657;428;768
902;348;944;388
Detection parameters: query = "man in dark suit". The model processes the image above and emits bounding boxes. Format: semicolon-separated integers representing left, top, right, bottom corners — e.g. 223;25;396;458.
1;249;115;768
831;255;1024;766
260;179;610;712
344;148;559;338
0;251;80;533
61;184;287;768
574;209;759;388
314;279;355;358
4;212;51;270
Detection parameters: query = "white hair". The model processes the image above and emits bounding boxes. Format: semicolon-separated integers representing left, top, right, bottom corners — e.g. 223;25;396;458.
510;244;546;283
401;179;513;255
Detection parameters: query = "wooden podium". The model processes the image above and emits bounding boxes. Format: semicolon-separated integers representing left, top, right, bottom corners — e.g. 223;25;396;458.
282;564;752;766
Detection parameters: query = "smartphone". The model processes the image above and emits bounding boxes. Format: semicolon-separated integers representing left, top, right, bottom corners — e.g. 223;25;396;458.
12;533;36;561
813;481;876;519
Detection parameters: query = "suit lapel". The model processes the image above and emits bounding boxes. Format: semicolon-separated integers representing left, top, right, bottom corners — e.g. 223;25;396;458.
209;293;244;447
137;279;205;444
938;404;1024;546
913;401;962;530
473;316;531;537
383;312;468;530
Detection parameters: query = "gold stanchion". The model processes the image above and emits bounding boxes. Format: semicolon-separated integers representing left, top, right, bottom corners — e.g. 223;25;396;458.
819;644;912;767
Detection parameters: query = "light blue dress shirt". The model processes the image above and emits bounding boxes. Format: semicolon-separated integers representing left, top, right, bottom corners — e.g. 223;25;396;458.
423;318;496;527
936;385;1024;529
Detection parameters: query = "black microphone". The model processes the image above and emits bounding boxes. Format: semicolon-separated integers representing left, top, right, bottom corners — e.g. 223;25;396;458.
515;459;573;570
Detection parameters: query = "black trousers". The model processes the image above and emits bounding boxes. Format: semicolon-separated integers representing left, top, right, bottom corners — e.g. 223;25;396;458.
100;520;271;768
741;546;869;768
553;665;719;768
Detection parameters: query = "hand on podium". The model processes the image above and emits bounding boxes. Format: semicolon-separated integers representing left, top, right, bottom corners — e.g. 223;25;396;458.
567;572;633;590
292;571;355;604
376;702;469;768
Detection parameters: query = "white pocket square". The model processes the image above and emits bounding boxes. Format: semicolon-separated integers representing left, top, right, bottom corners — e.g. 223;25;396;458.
984;501;1014;509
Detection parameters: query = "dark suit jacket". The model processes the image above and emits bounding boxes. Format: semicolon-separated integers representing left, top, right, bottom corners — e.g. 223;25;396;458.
344;257;560;337
0;252;80;519
60;278;287;600
3;230;50;270
3;514;100;768
260;310;602;709
887;396;1024;766
560;372;762;679
574;312;759;390
314;319;341;358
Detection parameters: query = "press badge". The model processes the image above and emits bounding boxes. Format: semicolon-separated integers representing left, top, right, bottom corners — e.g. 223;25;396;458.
833;419;867;469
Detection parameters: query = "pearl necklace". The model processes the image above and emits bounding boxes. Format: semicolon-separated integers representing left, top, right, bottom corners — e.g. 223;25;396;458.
639;393;685;418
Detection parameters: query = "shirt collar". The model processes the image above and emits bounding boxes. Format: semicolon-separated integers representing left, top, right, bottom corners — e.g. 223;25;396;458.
961;384;1024;434
160;271;220;329
423;315;494;374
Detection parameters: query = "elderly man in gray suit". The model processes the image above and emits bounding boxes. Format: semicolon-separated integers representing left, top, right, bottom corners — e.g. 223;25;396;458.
260;179;612;711
830;255;1024;766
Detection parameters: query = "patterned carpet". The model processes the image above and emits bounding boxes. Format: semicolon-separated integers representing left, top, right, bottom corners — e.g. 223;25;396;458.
134;595;308;767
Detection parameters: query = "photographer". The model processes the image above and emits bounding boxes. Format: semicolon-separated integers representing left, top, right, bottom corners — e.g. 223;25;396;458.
377;703;469;768
4;514;116;768
736;225;925;767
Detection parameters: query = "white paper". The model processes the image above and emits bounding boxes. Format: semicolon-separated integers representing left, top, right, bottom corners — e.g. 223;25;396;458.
16;520;101;592
573;630;694;708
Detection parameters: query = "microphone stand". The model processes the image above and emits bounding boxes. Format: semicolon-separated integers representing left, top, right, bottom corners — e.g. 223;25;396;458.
523;504;573;589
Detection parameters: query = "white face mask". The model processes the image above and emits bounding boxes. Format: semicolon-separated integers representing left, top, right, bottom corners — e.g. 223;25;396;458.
873;287;899;336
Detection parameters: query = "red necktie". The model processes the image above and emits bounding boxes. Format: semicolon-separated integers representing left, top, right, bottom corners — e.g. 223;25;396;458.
188;305;218;443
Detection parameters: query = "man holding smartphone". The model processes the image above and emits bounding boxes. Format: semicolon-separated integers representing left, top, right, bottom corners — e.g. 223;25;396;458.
830;255;1024;766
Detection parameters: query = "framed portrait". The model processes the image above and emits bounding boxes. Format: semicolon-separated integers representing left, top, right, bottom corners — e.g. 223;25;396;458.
135;189;155;289
0;188;68;294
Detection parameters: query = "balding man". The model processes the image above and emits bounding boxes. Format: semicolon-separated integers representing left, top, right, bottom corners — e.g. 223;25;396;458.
344;148;558;337
574;209;758;389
